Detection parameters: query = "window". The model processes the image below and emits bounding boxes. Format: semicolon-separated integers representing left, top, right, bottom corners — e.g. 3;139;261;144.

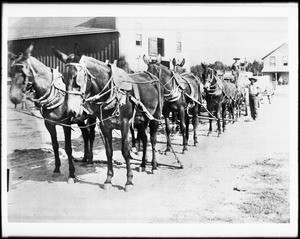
157;38;165;56
177;42;182;53
270;56;276;67
176;32;182;53
283;56;288;66
135;22;142;46
148;37;165;56
148;37;158;56
136;34;142;46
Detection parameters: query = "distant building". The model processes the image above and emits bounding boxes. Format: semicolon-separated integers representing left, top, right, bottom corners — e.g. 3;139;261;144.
261;43;289;86
7;17;188;74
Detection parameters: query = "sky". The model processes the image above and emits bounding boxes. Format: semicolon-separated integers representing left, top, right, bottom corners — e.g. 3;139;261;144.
183;17;289;65
3;4;293;66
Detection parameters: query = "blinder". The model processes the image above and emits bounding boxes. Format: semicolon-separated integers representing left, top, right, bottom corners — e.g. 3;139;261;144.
10;62;35;93
66;63;88;88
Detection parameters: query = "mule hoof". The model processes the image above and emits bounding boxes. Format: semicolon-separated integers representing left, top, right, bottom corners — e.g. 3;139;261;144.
67;177;75;184
152;169;158;175
182;148;188;154
125;184;133;192
138;167;146;172
52;172;61;178
194;142;198;147
164;151;170;156
103;183;112;190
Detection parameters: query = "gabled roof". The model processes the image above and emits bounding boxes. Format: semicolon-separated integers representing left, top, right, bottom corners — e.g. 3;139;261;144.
261;43;288;60
8;17;118;41
77;17;116;29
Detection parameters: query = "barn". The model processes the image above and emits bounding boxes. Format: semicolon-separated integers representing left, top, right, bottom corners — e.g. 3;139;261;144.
8;17;119;75
8;17;188;75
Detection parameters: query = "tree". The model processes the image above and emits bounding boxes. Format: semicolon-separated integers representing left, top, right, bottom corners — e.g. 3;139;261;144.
247;60;263;75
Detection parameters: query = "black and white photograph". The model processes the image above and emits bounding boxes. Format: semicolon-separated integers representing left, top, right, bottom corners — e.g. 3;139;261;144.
1;3;298;237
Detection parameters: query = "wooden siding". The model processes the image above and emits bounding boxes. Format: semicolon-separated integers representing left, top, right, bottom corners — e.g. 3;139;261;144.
7;32;119;74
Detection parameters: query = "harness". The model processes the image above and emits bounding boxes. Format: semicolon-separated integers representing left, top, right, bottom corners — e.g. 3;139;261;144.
65;62;161;126
12;62;66;114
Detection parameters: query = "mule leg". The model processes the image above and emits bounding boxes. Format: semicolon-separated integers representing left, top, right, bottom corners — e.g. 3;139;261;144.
149;120;159;173
221;103;226;134
44;121;61;177
78;123;90;163
163;107;172;154
207;103;213;136
185;109;190;144
130;126;137;153
216;105;222;136
179;106;188;153
136;130;142;156
171;112;177;134
100;126;114;190
192;106;199;146
120;119;133;191
77;116;96;164
88;116;96;164
136;121;148;172
231;101;235;124
62;126;76;182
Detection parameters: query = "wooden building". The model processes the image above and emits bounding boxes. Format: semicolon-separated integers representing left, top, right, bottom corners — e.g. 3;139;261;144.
8;17;188;74
261;43;289;86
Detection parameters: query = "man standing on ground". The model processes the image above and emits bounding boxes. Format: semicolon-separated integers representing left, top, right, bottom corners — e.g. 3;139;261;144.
247;77;261;121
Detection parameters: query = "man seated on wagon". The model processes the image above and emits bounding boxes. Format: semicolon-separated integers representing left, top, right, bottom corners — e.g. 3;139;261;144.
223;71;235;83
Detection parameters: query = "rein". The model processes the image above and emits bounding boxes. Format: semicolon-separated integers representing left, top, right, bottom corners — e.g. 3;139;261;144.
65;61;162;123
12;108;100;130
12;61;66;112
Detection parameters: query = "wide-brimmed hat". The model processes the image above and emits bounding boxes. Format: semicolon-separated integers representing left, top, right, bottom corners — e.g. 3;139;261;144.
249;77;258;82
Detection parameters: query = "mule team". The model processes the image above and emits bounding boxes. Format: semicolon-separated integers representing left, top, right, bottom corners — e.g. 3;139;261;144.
9;44;247;191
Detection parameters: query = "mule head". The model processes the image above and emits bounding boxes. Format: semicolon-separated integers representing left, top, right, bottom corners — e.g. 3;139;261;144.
143;54;162;78
52;43;90;118
9;44;35;105
172;58;185;73
116;56;133;74
202;66;217;91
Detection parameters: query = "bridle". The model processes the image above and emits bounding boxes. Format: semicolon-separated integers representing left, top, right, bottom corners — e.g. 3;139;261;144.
148;63;181;102
204;68;220;94
64;62;96;97
11;62;36;95
11;60;66;111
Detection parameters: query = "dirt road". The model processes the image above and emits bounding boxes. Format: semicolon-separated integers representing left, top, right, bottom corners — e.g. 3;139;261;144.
4;85;295;236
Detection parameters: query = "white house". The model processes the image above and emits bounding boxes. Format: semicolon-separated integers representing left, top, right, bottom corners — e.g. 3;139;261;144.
261;43;289;85
116;17;189;72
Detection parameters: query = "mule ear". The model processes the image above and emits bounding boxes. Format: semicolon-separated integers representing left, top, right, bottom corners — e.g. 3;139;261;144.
201;62;207;69
52;46;68;63
74;43;83;58
157;54;162;64
172;58;176;67
180;58;185;67
23;43;34;59
143;55;150;65
8;52;17;60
